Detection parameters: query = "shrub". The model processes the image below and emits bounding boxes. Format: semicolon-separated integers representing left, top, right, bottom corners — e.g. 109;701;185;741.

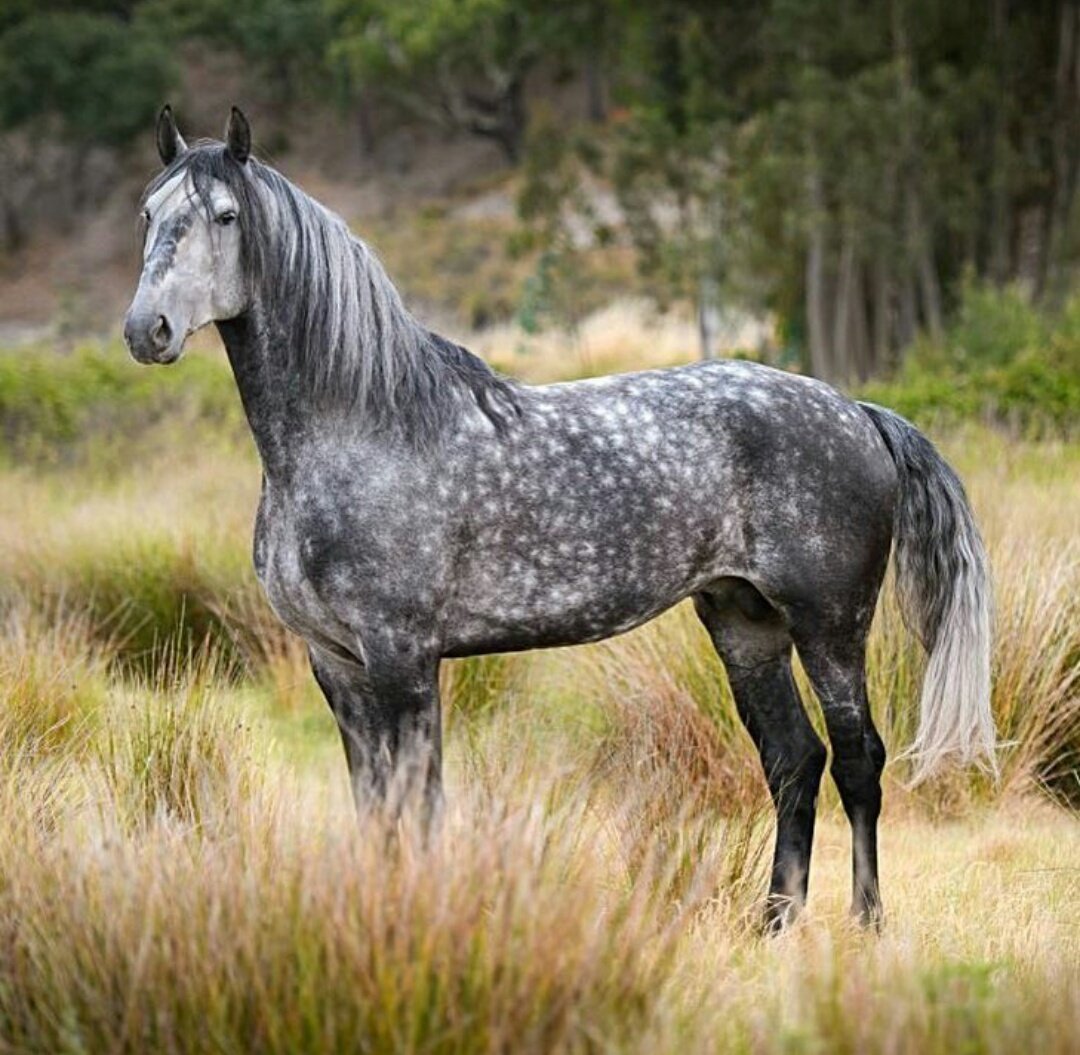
861;283;1080;438
0;13;175;145
943;281;1046;370
0;342;240;467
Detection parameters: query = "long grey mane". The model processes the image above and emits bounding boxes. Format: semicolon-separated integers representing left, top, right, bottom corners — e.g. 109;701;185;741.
144;142;519;442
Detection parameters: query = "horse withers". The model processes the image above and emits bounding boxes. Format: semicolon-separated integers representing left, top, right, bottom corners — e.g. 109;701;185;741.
123;106;995;930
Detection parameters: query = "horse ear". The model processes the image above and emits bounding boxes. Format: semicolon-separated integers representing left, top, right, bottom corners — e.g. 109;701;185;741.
156;105;187;167
225;106;251;165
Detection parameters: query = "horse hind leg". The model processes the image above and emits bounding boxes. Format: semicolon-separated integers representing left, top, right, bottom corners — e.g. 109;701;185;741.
791;625;886;928
694;582;827;932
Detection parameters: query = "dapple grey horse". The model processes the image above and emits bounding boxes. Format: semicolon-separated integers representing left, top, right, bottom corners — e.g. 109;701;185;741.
123;107;994;930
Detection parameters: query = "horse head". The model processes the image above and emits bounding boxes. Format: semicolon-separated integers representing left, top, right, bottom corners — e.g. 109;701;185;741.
123;105;252;364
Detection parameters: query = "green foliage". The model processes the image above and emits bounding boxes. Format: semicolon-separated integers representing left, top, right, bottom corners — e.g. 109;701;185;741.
861;284;1080;437
329;0;596;159
0;12;175;143
146;0;332;99
333;0;534;70
1;0;1076;385
928;281;1048;370
603;6;738;315
0;343;240;466
511;0;1080;377
515;117;594;333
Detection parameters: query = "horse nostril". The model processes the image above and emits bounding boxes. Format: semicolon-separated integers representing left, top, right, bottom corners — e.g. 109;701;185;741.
151;315;172;349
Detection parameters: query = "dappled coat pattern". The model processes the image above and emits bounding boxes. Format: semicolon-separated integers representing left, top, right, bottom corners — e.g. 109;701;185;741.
123;107;995;931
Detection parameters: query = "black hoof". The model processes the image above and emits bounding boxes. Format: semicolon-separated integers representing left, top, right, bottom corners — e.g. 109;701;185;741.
852;897;884;932
762;894;802;936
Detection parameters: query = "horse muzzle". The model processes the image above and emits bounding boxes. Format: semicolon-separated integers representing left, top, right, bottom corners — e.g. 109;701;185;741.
123;308;183;364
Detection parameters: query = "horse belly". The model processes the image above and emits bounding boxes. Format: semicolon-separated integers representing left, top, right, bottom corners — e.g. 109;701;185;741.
440;540;715;656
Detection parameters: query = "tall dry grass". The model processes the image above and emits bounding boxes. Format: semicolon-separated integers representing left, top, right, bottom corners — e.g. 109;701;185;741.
1;381;1078;1050
0;599;1077;1053
0;607;759;1053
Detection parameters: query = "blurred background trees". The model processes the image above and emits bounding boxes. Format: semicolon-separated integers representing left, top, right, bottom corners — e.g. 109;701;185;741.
1;0;1079;383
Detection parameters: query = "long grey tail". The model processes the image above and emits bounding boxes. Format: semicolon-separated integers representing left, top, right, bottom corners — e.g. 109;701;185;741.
859;402;995;781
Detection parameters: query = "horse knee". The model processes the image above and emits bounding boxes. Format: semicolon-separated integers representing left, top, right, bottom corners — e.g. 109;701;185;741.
782;733;827;788
866;726;886;777
762;733;826;811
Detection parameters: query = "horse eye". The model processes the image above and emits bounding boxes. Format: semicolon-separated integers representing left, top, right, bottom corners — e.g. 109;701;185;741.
216;210;237;226
141;208;151;224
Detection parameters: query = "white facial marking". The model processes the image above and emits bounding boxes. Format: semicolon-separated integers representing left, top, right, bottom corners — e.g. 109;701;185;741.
127;169;246;363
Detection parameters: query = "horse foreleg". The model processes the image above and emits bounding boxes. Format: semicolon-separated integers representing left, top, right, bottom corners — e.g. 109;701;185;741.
308;644;443;826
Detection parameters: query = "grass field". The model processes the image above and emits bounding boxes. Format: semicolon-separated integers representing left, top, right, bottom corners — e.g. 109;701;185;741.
0;333;1078;1053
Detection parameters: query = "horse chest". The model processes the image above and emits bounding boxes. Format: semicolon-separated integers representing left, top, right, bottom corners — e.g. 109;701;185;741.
253;494;347;646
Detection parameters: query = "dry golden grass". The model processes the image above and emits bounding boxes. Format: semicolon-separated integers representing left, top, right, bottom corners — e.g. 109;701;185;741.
472;298;705;382
0;341;1078;1050
0;604;1076;1052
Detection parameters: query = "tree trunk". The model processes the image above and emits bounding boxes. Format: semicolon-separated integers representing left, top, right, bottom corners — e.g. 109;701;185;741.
697;272;721;360
833;237;854;383
1041;0;1080;301
804;140;832;379
1018;203;1047;294
893;0;943;344
832;232;871;383
912;190;944;341
495;74;528;163
989;0;1012;284
872;253;893;374
433;54;531;164
851;260;872;381
585;57;607;124
355;91;377;159
898;271;918;350
466;73;528;163
0;144;17;251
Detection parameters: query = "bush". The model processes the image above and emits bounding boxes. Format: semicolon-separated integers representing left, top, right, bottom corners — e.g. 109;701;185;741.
861;283;1080;437
942;281;1047;370
0;13;175;144
0;342;241;466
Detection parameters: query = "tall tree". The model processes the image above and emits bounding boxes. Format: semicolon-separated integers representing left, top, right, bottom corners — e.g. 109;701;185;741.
0;8;175;249
328;0;596;162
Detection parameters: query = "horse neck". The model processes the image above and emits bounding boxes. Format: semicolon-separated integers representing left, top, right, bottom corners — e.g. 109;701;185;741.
216;305;305;480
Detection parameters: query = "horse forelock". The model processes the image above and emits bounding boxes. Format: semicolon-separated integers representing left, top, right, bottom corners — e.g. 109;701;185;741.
140;141;519;443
